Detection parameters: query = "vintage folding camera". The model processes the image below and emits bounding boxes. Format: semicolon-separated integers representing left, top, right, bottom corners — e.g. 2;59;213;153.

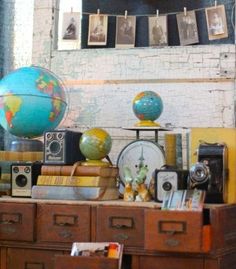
189;142;228;203
154;166;189;202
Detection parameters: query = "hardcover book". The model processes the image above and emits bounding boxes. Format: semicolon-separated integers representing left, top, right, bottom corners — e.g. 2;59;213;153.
37;175;117;187
41;165;119;178
31;185;119;200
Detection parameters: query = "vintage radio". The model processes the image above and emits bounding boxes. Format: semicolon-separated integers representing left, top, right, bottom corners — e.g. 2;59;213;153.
43;130;85;165
154;167;189;202
11;162;42;197
189;142;228;203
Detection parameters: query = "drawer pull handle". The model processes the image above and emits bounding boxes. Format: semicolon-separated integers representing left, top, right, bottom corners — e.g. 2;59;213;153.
109;216;134;229
25;262;44;269
165;238;180;247
54;214;77;226
158;220;186;234
1;220;17;225
114;233;129;241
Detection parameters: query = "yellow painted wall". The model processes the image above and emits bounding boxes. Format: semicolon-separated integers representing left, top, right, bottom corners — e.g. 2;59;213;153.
190;128;236;204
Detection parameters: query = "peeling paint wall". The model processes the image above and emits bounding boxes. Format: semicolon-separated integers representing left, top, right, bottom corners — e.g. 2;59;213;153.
5;0;236;161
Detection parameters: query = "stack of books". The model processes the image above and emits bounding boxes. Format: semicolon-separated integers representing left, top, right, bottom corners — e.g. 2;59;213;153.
32;164;120;200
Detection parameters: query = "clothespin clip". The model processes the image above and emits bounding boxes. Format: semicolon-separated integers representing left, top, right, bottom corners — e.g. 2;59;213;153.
214;0;217;7
125;10;128;19
97;9;100;16
184;7;187;16
156;9;159;18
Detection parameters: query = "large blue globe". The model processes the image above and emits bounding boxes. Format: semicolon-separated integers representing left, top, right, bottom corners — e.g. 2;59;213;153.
0;66;67;138
132;91;163;126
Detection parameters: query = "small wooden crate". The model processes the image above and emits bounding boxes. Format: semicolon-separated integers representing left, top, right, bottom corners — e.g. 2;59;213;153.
54;242;123;269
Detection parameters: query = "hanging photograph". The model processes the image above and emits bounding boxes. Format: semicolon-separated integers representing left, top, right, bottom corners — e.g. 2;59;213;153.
176;10;199;46
62;12;80;40
115;16;136;48
88;14;108;46
205;5;228;40
148;15;168;46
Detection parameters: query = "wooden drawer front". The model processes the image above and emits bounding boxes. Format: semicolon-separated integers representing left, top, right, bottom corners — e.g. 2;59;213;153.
145;210;203;253
55;255;120;269
0;203;35;242
96;206;144;247
8;248;63;269
37;204;90;243
139;256;204;269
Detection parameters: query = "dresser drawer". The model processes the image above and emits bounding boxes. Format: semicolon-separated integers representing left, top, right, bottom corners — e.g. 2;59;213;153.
0;202;35;242
145;210;211;253
37;204;90;243
139;256;204;269
96;206;144;248
8;248;63;269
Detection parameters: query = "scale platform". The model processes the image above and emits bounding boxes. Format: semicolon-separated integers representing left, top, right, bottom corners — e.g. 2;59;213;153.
122;126;172;143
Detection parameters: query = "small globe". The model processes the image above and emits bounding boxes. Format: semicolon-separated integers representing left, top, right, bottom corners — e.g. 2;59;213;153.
0;66;67;138
79;128;112;165
132;91;163;127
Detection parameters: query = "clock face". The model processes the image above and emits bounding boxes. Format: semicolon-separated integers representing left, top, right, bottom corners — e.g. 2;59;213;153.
117;139;165;195
156;171;178;202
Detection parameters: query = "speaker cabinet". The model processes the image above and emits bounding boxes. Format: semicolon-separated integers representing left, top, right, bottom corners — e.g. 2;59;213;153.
43;130;85;165
11;162;42;197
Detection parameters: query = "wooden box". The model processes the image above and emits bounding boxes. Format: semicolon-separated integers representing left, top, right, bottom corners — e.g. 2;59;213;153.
145;209;211;253
54;242;123;269
0;202;36;242
96;206;144;247
37;204;90;243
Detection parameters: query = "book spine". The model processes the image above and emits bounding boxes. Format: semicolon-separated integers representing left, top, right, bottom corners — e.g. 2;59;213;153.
37;175;117;187
31;186;119;200
0;151;43;161
41;165;118;177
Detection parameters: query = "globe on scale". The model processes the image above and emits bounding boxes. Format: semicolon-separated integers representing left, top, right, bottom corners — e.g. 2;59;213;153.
79;128;112;167
0;66;67;150
132;91;163;127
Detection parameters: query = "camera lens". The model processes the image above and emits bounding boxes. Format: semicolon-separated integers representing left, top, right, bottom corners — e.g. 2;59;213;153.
162;181;172;191
15;175;27;187
49;141;61;154
190;162;210;183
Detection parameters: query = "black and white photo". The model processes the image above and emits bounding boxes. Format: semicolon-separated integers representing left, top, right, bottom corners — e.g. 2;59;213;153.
62;12;80;40
115;16;136;48
148;15;168;46
205;5;228;40
176;10;199;46
88;15;108;46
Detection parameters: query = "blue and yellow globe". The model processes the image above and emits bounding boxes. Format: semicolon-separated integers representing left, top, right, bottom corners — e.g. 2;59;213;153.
0;66;67;138
132;91;163;127
79;128;112;166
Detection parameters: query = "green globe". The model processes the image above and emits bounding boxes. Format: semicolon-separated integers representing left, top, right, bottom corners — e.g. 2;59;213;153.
79;128;112;163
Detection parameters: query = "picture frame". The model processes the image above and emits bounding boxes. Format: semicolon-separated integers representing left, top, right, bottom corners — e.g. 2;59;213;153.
148;15;168;46
205;5;228;40
88;14;108;46
115;16;136;48
176;10;199;46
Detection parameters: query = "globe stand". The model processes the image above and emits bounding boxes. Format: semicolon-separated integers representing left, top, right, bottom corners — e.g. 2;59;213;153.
134;120;161;127
81;159;111;167
10;138;43;152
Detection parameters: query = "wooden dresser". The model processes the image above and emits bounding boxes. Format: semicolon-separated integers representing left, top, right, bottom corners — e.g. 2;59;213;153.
0;197;236;269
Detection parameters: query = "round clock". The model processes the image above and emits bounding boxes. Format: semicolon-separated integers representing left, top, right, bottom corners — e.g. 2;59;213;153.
117;139;165;195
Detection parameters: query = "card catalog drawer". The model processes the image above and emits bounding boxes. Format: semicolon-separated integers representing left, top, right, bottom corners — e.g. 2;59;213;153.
145;210;207;253
96;206;144;248
0;202;35;242
37;204;90;243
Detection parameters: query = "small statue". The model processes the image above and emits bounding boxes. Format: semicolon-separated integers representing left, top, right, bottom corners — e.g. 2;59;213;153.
123;166;135;202
134;166;151;202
